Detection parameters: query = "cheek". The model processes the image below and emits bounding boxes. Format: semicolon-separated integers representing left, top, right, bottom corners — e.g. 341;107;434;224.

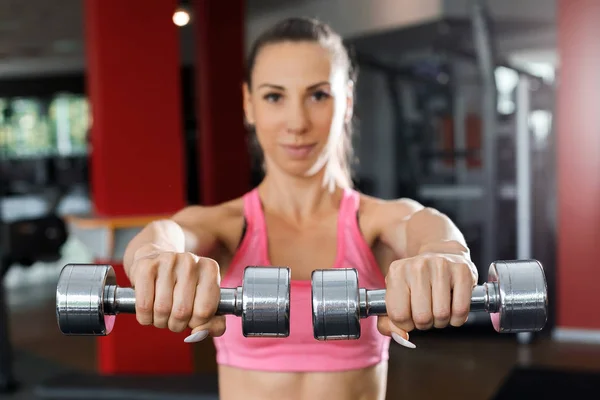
309;103;335;133
254;106;283;145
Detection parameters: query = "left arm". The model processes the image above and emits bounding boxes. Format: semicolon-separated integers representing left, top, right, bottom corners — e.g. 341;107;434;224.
376;201;478;347
380;202;471;262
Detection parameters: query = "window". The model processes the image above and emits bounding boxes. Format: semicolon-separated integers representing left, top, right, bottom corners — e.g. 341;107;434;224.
0;94;90;159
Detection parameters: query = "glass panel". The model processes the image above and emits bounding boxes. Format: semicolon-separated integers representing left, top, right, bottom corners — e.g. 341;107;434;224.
0;94;90;159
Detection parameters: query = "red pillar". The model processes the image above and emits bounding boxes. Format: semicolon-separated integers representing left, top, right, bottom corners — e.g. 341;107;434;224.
193;0;251;205
86;0;186;217
556;0;600;330
85;0;193;374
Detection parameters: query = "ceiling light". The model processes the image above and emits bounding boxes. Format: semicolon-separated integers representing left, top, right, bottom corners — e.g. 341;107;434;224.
173;8;191;27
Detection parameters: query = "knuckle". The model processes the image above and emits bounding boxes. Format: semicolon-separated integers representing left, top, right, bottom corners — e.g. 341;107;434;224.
157;252;174;264
180;252;197;265
386;262;405;286
193;302;215;322
412;311;433;327
193;308;214;322
434;258;447;272
199;258;220;281
153;302;172;316
136;302;153;315
434;308;451;321
453;305;470;318
178;255;197;277
172;305;192;322
410;258;424;269
388;260;405;275
201;257;219;272
387;307;411;325
168;320;187;333
135;310;152;325
136;260;158;278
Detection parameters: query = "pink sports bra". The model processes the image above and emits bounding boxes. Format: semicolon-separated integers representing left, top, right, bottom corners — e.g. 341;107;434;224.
212;188;391;372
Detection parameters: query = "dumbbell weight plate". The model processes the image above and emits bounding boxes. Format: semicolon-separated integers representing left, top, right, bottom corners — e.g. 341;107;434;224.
56;264;116;335
488;260;548;333
241;266;291;337
311;268;361;340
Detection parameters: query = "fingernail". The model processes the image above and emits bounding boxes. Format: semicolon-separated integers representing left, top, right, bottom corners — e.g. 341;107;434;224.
184;330;209;343
392;332;416;349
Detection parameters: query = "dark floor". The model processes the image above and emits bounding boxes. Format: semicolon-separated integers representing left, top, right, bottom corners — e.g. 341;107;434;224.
5;277;600;400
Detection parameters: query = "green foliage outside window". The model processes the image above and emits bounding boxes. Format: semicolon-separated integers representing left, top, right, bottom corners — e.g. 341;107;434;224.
0;94;90;159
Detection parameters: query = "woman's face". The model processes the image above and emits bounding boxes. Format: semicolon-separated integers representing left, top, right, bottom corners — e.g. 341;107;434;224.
243;41;351;179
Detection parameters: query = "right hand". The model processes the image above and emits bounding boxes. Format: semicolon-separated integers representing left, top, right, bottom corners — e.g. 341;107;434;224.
129;244;225;343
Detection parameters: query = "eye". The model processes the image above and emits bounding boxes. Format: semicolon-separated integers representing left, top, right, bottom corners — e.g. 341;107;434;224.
311;90;331;102
263;93;282;103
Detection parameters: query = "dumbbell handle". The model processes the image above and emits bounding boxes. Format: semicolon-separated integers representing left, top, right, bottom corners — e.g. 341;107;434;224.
103;285;243;316
359;283;499;318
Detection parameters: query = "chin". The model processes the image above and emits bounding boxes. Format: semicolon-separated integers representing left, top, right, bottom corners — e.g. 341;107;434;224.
282;161;315;177
270;158;316;178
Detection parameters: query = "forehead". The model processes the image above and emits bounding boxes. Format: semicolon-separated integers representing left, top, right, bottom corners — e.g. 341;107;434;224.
251;41;336;85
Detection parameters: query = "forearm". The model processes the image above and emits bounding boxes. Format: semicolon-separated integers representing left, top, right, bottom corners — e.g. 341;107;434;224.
405;207;470;259
123;219;186;278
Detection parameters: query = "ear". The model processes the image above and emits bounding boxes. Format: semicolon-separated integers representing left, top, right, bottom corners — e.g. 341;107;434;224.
242;82;255;126
344;81;354;123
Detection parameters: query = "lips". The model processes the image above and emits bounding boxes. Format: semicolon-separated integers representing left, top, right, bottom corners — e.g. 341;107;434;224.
280;143;317;159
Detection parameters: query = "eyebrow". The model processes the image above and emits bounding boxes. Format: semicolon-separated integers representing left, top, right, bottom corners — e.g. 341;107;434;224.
257;81;331;91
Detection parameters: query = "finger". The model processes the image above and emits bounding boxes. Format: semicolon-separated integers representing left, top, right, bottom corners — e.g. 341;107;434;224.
432;261;452;329
388;319;415;349
134;260;157;326
385;269;415;332
184;315;226;343
377;316;416;348
377;316;392;336
208;315;226;337
188;258;221;329
168;263;198;333
410;262;433;330
153;260;176;329
450;265;473;327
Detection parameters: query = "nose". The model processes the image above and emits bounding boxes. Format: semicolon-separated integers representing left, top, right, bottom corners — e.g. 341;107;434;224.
285;99;309;134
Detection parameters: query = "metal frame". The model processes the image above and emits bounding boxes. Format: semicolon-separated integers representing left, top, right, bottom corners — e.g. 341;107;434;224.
515;74;533;344
471;0;498;273
516;75;532;260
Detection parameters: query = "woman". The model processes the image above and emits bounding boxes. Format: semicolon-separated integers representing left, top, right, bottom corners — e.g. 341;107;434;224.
123;17;477;400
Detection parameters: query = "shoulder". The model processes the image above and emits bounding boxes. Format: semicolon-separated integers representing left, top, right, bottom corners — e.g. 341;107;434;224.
170;196;246;249
356;192;425;227
171;197;244;227
354;191;441;258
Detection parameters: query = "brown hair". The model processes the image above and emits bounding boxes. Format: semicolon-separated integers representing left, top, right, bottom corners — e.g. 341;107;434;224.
245;17;357;189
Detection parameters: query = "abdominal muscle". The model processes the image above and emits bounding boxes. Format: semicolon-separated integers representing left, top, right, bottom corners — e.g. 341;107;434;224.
217;362;388;400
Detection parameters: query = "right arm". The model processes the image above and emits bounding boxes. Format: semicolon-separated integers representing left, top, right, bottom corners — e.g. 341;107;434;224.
123;206;220;279
122;206;225;341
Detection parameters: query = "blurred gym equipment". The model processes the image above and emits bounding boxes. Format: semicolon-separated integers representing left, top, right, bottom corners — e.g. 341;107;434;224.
347;0;556;342
0;214;68;394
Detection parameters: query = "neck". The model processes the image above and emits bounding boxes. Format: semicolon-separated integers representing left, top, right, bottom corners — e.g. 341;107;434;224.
257;168;346;224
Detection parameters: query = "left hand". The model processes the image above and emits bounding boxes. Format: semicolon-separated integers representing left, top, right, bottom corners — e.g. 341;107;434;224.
377;253;478;348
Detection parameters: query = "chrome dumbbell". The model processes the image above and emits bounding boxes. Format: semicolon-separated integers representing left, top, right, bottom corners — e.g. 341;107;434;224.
311;260;548;340
56;264;290;338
